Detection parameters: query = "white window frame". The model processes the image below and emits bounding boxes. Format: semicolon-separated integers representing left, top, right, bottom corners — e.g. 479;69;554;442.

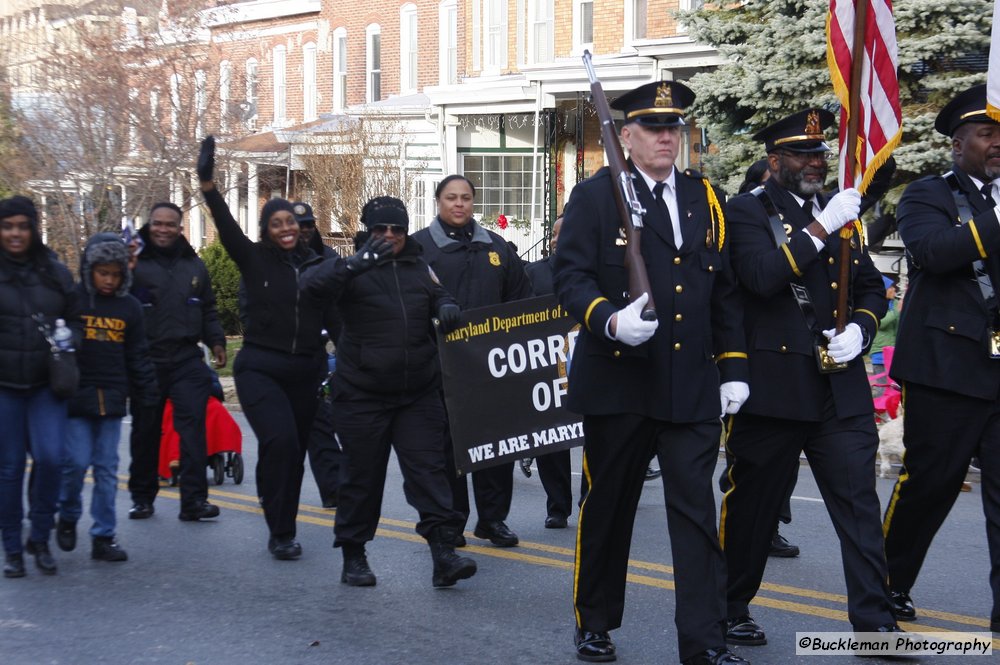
400;4;418;94
366;24;381;103
303;42;317;121
272;45;286;126
194;69;207;139
677;0;704;33
169;72;181;139
528;0;553;65
128;88;138;155
572;0;593;53
623;0;647;45
482;0;508;73
246;58;259;129
332;28;347;112
219;60;231;134
438;0;458;85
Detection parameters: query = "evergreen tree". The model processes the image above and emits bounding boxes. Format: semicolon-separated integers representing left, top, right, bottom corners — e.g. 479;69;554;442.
680;0;991;200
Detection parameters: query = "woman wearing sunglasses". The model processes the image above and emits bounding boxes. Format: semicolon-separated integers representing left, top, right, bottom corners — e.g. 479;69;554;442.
301;196;476;589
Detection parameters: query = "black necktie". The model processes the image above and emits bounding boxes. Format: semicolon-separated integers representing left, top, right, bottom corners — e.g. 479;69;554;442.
982;183;996;206
652;182;671;221
802;198;814;220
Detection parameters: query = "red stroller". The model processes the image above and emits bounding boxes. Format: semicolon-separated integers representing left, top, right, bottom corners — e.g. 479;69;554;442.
158;397;244;485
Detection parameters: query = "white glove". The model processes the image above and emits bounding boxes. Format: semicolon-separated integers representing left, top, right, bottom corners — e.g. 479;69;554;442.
610;292;659;346
816;188;862;235
822;322;864;363
719;381;750;416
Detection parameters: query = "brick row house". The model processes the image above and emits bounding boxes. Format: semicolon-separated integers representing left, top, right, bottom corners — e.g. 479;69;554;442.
0;0;716;259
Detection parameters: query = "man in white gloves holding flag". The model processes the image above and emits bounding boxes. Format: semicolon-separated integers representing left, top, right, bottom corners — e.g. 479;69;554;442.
720;109;898;649
554;79;750;665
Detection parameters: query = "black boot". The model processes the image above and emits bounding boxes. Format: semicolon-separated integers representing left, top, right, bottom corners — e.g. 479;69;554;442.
56;518;77;552
341;545;376;586
3;553;25;578
25;540;56;575
429;527;477;588
91;536;128;562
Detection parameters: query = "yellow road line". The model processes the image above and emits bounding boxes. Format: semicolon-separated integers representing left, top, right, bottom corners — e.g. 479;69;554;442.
121;478;994;634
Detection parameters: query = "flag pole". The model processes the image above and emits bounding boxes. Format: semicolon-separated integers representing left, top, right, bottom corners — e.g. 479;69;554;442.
836;0;869;333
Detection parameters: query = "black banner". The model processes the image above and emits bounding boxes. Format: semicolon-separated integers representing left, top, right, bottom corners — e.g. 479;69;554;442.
437;295;582;474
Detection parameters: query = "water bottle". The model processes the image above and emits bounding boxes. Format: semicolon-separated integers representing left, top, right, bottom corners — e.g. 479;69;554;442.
52;318;73;352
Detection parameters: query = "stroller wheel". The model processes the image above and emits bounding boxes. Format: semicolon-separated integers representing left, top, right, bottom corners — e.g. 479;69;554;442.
231;453;245;485
211;455;225;486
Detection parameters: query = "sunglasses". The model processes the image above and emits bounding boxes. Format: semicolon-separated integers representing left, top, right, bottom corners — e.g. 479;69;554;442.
371;224;406;236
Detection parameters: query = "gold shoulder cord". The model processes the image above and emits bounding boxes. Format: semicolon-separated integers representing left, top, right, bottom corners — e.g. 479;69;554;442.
703;178;726;251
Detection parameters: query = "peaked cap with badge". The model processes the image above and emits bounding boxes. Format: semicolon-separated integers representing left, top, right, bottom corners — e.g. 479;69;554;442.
933;83;1000;137
610;80;695;127
753;108;836;153
291;201;315;225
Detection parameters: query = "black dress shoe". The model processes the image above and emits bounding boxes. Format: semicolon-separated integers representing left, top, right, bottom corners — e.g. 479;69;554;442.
768;528;799;558
128;503;154;519
545;515;568;529
574;627;616;662
341;547;377;586
268;537;303;560
453;532;467;548
25;540;57;575
91;537;128;562
178;501;220;521
56;518;77;552
682;647;749;665
644;466;662;481
725;615;767;645
474;520;519;547
3;553;25;578
321;497;338;509
890;590;916;621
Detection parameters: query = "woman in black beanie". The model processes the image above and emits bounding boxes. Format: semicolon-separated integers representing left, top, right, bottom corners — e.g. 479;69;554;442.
0;195;81;578
196;137;336;560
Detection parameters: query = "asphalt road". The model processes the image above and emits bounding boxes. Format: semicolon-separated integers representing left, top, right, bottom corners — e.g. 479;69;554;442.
0;412;994;665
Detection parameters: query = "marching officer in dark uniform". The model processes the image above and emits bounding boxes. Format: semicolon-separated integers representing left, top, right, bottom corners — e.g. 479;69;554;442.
523;216;574;529
554;80;750;665
411;175;533;548
720;109;897;646
882;84;1000;630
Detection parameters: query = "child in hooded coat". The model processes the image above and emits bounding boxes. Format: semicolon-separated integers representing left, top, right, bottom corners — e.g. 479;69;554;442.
56;233;159;562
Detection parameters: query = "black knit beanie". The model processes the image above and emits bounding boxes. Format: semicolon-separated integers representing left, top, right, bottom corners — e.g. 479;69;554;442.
360;197;409;230
259;198;296;234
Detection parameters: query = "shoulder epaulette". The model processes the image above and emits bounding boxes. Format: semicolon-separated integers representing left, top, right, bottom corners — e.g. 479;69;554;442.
682;168;704;180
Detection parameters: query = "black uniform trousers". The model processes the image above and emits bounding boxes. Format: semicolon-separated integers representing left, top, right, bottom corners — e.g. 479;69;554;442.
536;448;573;520
128;355;212;511
722;397;894;630
307;394;344;506
882;382;1000;622
333;388;463;546
444;434;515;525
235;344;323;541
574;414;726;661
719;451;794;524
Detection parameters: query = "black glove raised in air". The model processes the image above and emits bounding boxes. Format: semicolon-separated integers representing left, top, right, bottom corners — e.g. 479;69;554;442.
345;235;394;274
197;136;216;183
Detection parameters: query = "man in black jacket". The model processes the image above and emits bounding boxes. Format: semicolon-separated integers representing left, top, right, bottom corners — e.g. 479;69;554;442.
554;80;749;665
720;109;896;647
127;202;227;522
882;84;1000;630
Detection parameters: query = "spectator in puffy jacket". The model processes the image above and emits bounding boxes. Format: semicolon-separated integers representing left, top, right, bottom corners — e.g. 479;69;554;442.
302;196;476;589
0;195;81;579
197;137;336;560
56;233;159;563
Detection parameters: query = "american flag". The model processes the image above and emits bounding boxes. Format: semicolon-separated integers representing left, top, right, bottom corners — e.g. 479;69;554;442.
826;0;902;193
989;0;1000;122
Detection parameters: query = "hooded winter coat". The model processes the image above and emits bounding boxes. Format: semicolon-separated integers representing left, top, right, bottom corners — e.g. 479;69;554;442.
67;233;158;418
0;198;81;390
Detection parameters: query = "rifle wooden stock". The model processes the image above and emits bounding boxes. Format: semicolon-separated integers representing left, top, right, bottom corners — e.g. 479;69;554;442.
582;50;656;321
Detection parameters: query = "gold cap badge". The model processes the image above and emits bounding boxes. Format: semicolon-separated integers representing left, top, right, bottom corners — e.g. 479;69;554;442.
655;83;674;109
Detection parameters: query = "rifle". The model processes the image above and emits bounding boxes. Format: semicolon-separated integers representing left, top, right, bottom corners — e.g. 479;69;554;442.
582;50;656;321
